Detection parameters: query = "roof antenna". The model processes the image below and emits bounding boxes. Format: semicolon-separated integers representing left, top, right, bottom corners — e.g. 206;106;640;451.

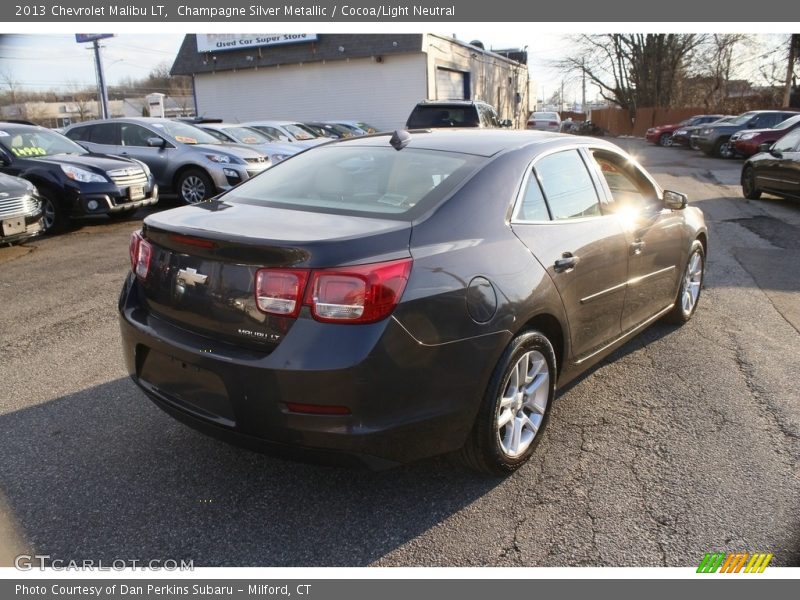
390;129;411;151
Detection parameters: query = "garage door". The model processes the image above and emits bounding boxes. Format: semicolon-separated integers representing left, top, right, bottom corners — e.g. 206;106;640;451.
436;68;468;100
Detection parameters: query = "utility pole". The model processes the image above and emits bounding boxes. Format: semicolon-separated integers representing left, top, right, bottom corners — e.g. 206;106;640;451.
581;58;587;112
783;34;799;108
92;39;110;120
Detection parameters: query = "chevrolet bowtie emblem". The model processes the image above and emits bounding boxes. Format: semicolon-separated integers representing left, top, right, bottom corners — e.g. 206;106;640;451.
176;268;208;287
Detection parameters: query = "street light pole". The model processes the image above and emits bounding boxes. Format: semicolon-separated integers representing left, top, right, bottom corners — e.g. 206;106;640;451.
92;39;110;120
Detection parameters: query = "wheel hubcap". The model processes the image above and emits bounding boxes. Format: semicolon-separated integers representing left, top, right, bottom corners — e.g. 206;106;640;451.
720;143;732;158
181;176;207;204
41;197;55;231
496;350;550;458
681;251;703;315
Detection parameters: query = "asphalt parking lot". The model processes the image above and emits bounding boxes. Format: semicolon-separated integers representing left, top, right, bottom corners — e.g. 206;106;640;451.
0;139;798;567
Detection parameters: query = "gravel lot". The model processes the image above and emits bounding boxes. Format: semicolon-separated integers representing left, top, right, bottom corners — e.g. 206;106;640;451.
0;139;798;567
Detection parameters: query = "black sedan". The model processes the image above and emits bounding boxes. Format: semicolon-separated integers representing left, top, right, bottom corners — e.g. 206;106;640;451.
0;122;158;233
120;130;707;474
741;127;800;201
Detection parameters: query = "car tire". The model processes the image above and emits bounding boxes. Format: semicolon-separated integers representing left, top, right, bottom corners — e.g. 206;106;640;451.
177;169;214;205
38;187;69;234
664;241;705;325
459;330;556;475
713;138;733;159
658;133;673;147
741;166;762;200
690;139;700;150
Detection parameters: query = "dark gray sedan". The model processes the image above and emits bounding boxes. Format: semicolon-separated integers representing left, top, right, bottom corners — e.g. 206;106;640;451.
120;130;707;474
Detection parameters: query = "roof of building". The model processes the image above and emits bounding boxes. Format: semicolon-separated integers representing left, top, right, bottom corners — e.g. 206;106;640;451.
170;34;527;77
171;34;425;76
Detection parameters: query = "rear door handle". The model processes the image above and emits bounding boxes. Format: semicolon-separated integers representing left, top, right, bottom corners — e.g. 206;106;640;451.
554;252;579;273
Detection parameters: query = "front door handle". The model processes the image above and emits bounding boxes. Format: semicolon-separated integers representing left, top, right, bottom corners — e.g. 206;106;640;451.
554;252;580;273
631;240;646;255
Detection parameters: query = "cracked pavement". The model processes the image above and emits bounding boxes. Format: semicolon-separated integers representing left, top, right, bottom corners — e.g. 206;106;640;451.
0;140;798;567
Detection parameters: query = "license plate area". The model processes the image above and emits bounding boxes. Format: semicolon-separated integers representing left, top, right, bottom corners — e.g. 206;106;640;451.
139;349;235;426
1;217;25;237
128;186;145;201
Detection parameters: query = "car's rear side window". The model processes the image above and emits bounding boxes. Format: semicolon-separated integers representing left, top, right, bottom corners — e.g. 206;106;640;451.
221;145;482;220
533;150;601;220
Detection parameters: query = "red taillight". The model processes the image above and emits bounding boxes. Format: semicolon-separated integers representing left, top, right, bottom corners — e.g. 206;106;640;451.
129;230;152;280
306;258;412;324
549;121;558;126
253;258;412;324
255;269;309;317
169;233;216;249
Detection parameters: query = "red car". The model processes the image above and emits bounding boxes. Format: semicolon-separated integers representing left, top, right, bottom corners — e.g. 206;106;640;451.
646;115;726;147
730;114;800;157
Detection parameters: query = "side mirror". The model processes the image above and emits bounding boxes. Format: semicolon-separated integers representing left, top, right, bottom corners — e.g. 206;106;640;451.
663;190;688;210
0;152;11;167
147;137;166;148
758;142;773;153
500;119;513;128
746;122;757;129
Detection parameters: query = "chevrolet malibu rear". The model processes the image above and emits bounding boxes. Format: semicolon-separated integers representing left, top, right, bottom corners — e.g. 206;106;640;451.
120;130;706;473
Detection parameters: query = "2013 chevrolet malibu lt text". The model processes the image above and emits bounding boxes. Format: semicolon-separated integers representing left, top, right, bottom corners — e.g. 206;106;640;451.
119;130;707;474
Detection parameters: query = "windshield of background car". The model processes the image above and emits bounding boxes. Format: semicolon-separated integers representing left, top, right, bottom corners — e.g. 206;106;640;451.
773;114;800;129
220;145;482;220
284;124;317;140
0;128;88;158
728;112;757;126
533;112;559;120
223;127;273;144
151;121;221;145
407;107;480;128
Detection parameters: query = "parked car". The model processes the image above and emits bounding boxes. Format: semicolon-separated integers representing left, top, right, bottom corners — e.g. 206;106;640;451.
65;118;270;205
679;116;736;149
406;100;511;129
741;126;800;201
194;123;300;165
302;122;353;139
0;121;157;233
526;111;561;132
0;172;43;244
730;114;800;158
645;115;725;147
242;121;327;147
694;110;799;158
329;120;380;135
120;129;706;474
669;115;729;147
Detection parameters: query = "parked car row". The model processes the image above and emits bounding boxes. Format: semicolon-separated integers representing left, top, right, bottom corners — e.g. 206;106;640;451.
0;114;380;239
647;110;800;158
641;109;800;203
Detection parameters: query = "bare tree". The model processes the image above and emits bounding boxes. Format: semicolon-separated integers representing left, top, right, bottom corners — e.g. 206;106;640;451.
557;34;705;113
687;34;750;109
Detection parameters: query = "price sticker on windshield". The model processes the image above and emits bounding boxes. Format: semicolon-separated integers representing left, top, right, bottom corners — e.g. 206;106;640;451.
11;147;47;157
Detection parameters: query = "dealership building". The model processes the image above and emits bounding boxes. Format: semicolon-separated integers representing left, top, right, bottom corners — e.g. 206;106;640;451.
170;34;530;130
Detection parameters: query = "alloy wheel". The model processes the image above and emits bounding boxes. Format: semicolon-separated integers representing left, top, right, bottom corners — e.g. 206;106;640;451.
41;196;56;232
496;350;550;458
181;175;207;204
681;251;703;315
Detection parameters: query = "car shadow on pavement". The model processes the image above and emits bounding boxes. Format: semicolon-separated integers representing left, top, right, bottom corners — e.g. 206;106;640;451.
0;377;500;567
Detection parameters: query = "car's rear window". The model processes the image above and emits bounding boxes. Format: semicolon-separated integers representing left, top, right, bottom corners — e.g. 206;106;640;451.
221;145;482;220
532;112;559;121
407;106;480;128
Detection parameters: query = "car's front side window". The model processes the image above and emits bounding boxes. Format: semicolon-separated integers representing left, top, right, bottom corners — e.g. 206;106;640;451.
533;150;601;220
589;149;659;213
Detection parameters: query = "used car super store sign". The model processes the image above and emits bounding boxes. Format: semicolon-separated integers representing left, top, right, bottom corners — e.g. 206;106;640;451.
195;33;318;52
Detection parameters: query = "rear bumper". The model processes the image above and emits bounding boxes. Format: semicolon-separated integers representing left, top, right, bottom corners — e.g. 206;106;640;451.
118;274;506;466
